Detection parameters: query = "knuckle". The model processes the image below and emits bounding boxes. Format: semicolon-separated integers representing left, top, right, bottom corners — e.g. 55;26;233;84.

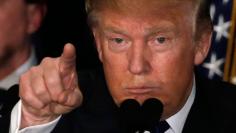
19;73;27;83
29;66;39;73
33;88;50;105
20;89;33;103
64;89;82;107
34;86;45;96
42;57;52;63
51;89;62;102
47;76;57;86
41;57;55;66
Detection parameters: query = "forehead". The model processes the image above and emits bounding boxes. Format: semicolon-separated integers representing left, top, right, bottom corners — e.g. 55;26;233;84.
94;1;197;32
93;0;197;16
93;0;198;27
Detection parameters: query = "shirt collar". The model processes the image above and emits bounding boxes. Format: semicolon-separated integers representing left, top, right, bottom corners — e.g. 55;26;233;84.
165;77;196;133
0;47;37;90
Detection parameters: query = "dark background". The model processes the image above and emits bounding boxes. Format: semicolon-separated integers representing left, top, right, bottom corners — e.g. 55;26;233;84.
35;0;100;70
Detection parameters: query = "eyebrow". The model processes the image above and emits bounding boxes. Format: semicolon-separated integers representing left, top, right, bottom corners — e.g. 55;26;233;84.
145;25;178;36
102;25;178;38
102;27;129;36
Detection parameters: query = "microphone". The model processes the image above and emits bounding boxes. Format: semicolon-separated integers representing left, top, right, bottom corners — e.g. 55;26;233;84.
118;98;163;133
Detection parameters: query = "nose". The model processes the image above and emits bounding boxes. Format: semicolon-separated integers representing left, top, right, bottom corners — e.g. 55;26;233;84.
128;42;151;75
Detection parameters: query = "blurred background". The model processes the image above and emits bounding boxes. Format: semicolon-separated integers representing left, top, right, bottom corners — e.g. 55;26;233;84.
35;0;236;84
34;0;100;70
197;0;236;85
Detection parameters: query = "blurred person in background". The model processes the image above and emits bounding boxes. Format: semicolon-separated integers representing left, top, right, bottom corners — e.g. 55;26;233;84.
0;0;47;119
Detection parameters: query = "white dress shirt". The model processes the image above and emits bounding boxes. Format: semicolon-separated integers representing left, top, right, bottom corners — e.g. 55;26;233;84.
10;77;196;133
10;101;61;133
165;79;196;133
0;47;37;90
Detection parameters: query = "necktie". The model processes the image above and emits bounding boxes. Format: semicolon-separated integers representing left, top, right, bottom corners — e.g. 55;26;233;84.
156;121;170;133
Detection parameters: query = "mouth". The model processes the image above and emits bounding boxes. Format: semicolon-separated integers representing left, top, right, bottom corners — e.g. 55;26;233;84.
126;87;155;94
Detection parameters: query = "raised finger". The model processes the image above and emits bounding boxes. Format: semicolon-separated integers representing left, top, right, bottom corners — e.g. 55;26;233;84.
59;43;76;77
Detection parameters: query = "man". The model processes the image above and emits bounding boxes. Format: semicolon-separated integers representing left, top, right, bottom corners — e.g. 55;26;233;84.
0;0;46;90
0;0;46;128
5;0;236;133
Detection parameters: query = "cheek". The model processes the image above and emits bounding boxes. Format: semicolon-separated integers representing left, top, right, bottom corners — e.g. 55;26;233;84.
0;24;25;59
152;46;195;116
160;51;194;81
152;43;194;82
102;49;129;104
0;9;28;45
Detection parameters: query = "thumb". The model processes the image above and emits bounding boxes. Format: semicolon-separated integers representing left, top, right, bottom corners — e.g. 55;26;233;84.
59;43;76;77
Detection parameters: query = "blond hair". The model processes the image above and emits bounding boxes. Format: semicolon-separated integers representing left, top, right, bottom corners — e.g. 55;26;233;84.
85;0;212;41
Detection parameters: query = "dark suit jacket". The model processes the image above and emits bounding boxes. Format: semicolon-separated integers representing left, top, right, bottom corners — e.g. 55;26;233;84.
1;68;236;133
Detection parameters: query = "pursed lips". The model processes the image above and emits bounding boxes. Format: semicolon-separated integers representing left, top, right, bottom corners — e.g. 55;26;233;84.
126;86;156;94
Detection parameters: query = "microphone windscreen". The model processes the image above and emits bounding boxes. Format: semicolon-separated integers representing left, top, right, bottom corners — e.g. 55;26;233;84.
119;99;140;128
141;98;163;129
118;98;163;133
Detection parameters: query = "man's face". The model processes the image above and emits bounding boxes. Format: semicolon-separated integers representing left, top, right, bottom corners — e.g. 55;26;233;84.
93;1;210;119
0;0;39;64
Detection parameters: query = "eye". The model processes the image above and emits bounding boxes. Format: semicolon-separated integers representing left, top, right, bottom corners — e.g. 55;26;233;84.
148;33;175;52
155;37;166;44
107;36;130;52
111;38;124;44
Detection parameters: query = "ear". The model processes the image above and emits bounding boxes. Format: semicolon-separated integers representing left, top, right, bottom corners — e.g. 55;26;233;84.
26;4;47;34
93;29;104;63
194;31;212;65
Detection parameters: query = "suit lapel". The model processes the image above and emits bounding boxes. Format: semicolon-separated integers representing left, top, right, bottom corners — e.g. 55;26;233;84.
182;77;224;133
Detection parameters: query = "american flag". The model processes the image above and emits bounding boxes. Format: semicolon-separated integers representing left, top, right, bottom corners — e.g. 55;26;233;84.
197;0;236;85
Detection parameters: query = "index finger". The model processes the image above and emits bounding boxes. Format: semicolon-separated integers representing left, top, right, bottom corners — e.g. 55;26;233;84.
59;43;76;75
